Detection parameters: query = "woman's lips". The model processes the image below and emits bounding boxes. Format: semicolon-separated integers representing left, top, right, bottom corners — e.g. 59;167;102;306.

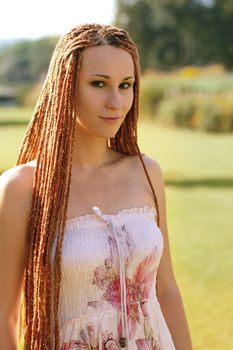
99;116;121;124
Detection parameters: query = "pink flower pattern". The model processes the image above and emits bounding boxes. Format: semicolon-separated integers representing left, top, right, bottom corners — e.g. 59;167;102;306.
136;338;160;350
60;325;121;350
87;230;160;349
60;227;161;350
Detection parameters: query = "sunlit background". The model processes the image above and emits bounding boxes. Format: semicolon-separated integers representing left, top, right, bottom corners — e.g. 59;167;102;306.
0;1;233;349
0;0;115;39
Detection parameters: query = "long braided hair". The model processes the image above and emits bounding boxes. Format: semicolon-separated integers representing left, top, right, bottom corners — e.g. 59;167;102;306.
17;23;160;349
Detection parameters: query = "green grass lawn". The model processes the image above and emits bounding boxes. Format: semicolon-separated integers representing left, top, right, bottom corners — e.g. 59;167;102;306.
0;106;33;125
139;121;233;349
0;110;233;349
0;126;26;171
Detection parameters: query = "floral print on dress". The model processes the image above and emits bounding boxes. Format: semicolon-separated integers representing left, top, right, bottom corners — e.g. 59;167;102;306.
60;325;160;350
60;325;121;350
136;338;160;350
87;227;160;348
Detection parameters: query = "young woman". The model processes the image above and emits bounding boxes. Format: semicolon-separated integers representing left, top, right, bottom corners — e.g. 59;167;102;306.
0;24;192;350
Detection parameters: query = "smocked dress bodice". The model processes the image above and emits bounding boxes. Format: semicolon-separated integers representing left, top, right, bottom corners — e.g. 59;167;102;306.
58;206;176;349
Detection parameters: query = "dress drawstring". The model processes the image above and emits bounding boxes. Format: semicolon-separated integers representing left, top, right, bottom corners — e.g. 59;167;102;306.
92;206;128;349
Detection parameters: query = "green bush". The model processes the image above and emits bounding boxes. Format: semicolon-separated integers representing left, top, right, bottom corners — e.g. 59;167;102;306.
22;81;43;106
156;95;197;128
139;77;165;118
155;93;233;133
198;97;233;133
139;71;233;132
14;84;34;106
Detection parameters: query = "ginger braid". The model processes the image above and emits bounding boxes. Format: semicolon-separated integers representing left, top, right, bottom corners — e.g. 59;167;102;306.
17;24;160;350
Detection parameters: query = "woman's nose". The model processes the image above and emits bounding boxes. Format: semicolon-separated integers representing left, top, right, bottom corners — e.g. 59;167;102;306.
105;89;122;110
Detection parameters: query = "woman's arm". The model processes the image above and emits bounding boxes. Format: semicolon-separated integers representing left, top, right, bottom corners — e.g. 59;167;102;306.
0;321;19;350
145;156;193;350
0;165;33;349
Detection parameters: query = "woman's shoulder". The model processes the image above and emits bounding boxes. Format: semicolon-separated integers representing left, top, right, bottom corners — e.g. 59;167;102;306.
141;154;162;173
0;161;36;220
0;160;36;193
121;153;164;193
142;155;165;191
126;153;163;178
111;149;162;173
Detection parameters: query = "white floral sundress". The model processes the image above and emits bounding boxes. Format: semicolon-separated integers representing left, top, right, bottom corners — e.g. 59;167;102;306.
58;206;176;350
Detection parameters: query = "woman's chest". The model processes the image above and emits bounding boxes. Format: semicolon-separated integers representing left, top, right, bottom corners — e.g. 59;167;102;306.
67;165;154;219
61;210;163;278
57;209;163;323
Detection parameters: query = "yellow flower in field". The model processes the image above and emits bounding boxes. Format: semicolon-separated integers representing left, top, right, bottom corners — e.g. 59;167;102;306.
179;66;201;78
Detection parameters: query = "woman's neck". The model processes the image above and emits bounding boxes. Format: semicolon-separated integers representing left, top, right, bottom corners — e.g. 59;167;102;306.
72;133;115;171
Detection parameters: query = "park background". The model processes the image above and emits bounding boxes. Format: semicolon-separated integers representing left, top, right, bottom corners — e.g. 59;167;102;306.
0;0;232;349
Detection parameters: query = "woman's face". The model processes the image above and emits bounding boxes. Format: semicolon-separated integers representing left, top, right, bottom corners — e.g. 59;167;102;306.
75;45;135;139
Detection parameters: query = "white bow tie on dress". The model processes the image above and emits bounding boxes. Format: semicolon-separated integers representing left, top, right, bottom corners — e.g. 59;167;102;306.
92;206;128;349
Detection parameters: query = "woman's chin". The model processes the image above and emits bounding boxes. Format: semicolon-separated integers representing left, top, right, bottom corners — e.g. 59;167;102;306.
94;127;122;140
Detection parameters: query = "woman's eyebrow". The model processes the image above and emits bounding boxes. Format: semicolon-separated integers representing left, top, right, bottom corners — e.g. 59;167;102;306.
89;74;135;80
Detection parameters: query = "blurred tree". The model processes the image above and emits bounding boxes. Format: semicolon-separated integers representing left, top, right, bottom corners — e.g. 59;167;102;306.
114;0;233;70
0;36;58;85
213;0;233;68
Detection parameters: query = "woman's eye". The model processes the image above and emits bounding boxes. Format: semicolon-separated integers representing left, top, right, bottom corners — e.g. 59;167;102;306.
91;81;105;88
119;82;132;89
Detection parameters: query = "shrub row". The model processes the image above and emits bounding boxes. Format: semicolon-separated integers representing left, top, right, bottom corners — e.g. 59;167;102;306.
139;71;233;132
156;94;233;133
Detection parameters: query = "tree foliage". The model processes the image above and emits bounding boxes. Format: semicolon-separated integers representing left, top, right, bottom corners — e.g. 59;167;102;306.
0;36;59;85
114;0;233;70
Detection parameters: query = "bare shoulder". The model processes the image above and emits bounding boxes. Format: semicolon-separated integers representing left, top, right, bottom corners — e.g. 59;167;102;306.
142;155;165;202
142;155;166;199
0;161;36;225
129;154;164;188
0;160;36;195
141;155;163;176
0;162;36;323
